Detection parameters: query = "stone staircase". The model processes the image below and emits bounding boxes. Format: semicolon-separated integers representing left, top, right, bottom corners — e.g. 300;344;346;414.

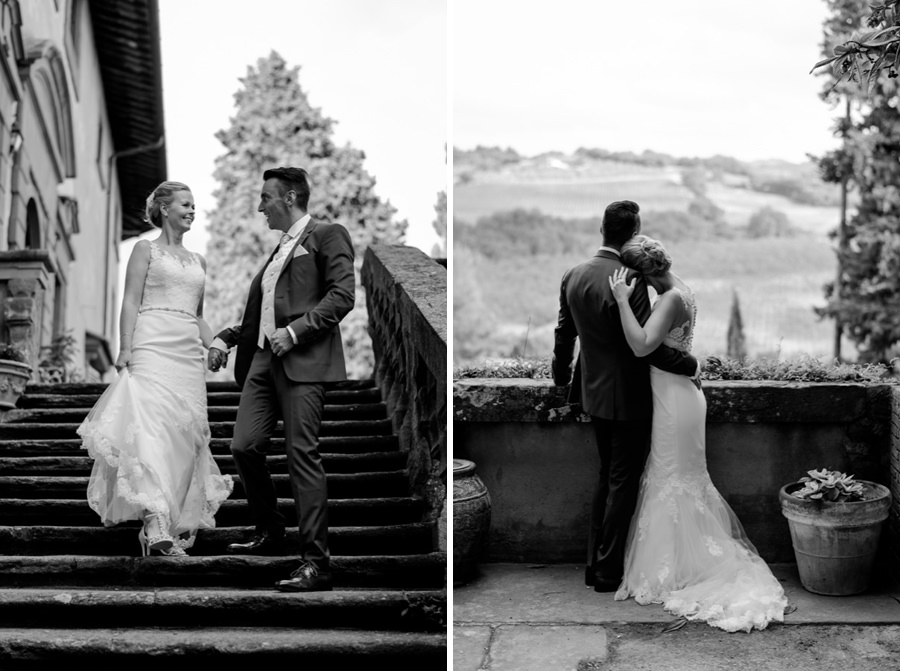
0;379;446;667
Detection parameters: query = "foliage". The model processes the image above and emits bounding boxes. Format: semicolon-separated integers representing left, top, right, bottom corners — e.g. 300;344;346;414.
811;0;900;94
791;468;865;502
747;206;793;238
0;343;27;363
453;239;497;364
39;331;77;369
699;353;894;382
431;190;447;258
726;291;747;361
454;354;895;383
203;51;406;379
812;0;900;363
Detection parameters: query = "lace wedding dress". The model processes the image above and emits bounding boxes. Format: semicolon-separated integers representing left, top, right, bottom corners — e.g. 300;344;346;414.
614;287;787;632
78;241;233;548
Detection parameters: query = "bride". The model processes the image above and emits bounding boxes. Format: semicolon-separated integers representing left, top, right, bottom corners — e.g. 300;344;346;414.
608;234;787;633
78;181;233;556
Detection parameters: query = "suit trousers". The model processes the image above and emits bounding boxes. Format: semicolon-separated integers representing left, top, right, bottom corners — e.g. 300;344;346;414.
231;347;329;569
586;416;651;585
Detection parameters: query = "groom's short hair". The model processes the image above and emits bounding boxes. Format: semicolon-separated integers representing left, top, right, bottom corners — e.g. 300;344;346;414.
263;167;311;210
602;200;640;246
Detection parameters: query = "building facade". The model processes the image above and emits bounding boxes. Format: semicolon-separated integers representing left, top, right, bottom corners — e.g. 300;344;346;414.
0;0;165;382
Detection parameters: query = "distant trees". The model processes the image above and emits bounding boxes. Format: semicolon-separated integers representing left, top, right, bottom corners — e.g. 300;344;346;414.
727;290;748;361
431;190;447;258
747;206;792;238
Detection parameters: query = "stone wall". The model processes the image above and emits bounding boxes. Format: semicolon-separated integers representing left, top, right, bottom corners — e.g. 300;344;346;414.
361;244;447;551
454;378;896;565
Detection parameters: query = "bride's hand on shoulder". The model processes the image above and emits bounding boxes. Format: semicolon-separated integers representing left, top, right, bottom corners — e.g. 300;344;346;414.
608;267;635;302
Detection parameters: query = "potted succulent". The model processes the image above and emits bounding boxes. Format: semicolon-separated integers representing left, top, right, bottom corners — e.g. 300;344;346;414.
779;468;892;596
0;343;32;410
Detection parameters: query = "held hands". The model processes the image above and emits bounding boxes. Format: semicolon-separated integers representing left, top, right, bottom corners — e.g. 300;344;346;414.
208;347;228;372
270;328;295;357
608;267;636;302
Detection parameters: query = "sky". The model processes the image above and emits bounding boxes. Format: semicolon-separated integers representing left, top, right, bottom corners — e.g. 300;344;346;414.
148;0;447;256
452;0;842;163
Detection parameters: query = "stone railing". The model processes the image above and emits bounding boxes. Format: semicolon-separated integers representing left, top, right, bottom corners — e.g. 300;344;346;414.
361;244;447;552
454;378;900;568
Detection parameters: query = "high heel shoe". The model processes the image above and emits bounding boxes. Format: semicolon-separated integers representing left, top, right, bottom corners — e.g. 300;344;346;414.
140;513;174;555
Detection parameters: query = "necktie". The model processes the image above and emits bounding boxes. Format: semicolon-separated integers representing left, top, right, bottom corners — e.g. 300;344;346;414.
259;233;295;348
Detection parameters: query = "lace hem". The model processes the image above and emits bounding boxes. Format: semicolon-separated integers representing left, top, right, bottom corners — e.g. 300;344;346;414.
79;395;233;534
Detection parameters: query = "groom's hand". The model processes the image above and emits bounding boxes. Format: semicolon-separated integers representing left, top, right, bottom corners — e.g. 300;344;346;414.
208;347;228;372
270;328;295;357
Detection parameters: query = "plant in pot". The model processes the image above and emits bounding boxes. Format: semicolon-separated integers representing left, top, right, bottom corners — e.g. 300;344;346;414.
779;468;892;596
0;343;32;410
38;330;81;384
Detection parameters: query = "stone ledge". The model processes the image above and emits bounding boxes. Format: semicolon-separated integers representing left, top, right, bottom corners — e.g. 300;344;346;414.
453;378;892;424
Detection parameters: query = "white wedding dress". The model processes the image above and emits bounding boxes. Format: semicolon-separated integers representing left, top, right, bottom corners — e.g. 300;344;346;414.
614;287;787;632
78;241;233;548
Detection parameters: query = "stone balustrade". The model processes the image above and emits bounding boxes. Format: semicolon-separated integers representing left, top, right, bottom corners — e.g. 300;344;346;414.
361;244;447;551
454;378;900;569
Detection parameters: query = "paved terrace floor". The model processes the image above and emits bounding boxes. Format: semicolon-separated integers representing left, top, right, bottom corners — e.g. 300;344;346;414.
454;563;900;670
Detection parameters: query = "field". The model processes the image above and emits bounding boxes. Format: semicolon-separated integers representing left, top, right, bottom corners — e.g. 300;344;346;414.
454;154;854;364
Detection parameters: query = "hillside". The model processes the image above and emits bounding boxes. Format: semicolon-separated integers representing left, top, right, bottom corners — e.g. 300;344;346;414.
453;147;854;366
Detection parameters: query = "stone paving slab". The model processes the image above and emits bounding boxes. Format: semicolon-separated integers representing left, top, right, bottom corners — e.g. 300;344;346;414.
454;563;900;626
453;563;900;671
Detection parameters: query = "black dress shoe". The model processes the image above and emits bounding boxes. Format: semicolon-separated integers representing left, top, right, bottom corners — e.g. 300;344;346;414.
226;532;285;555
275;561;333;592
593;579;620;593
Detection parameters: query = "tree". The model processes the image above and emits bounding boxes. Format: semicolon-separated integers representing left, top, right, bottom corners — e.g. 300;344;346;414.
747;206;792;238
812;1;900;93
431;190;447;258
727;290;748;361
453;239;496;365
813;1;900;362
204;51;407;378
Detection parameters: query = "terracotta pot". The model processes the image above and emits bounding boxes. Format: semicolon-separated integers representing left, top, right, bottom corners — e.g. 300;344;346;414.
779;480;891;595
453;458;491;586
0;360;32;410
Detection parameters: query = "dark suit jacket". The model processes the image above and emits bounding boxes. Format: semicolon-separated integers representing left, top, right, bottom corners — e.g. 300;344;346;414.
552;249;697;420
216;218;356;388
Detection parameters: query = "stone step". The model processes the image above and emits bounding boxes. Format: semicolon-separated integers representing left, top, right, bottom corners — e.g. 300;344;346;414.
0;451;406;475
0;523;435;556
0;626;446;667
2;402;389;424
0;586;446;631
15;386;383;409
0;553;447;589
21;379;378;396
0;418;395;440
0;497;425;527
0;434;400;456
0;470;411;499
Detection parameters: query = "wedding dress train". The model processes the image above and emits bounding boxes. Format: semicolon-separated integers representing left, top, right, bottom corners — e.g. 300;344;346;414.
614;288;787;632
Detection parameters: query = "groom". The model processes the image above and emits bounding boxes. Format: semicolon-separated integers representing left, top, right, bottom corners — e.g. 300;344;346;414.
208;166;355;592
552;200;698;592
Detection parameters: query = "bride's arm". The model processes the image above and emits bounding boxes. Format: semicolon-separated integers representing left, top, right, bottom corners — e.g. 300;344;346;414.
609;268;678;357
196;256;214;348
117;241;152;370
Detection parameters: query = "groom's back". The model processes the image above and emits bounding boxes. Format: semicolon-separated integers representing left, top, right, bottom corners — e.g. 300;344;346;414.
559;252;652;421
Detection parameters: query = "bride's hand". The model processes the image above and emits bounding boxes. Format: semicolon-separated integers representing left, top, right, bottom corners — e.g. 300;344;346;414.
114;349;131;372
608;267;635;302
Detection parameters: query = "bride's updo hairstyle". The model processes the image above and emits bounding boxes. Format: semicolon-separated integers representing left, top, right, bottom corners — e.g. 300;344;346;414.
621;235;672;277
144;181;191;228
